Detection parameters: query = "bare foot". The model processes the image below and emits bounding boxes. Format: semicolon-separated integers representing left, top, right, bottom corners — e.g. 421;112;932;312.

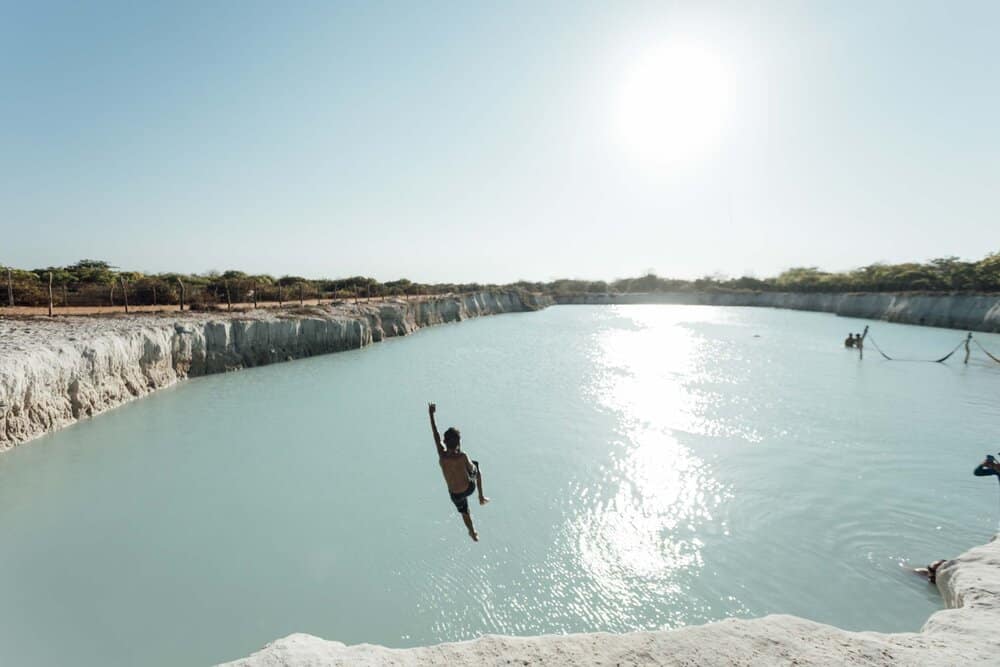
479;497;490;506
469;529;479;542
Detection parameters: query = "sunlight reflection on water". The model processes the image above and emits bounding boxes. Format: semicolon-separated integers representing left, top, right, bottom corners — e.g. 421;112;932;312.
569;307;732;625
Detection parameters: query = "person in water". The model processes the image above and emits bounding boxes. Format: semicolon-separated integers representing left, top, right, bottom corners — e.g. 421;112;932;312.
428;403;489;541
844;333;855;348
913;456;1000;585
855;327;868;358
974;455;1000;482
913;559;947;584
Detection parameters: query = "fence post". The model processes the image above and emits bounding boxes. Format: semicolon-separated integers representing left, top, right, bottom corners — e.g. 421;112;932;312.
225;280;232;312
177;278;185;312
299;283;304;306
6;268;12;307
253;282;258;309
48;272;54;317
121;276;129;314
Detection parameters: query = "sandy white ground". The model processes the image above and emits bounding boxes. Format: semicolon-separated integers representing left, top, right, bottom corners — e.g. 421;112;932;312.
220;536;1000;666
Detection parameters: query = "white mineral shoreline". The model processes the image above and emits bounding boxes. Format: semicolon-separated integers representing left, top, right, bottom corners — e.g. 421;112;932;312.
220;535;1000;666
6;290;998;451
556;291;1000;333
0;291;549;451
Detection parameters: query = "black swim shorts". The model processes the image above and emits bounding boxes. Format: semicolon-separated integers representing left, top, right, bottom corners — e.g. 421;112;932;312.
449;482;476;514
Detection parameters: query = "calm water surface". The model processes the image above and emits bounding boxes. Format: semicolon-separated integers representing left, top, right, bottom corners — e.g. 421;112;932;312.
2;305;999;666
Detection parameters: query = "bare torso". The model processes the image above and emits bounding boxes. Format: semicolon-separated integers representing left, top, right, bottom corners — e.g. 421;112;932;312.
439;451;475;493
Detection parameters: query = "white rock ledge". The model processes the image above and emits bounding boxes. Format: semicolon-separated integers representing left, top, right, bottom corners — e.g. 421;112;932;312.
220;535;1000;666
0;291;549;451
556;292;1000;332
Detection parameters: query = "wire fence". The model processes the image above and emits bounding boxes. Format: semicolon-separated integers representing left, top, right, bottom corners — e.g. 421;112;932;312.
0;278;462;315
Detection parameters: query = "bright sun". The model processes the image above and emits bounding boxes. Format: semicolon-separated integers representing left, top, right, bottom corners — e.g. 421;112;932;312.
616;41;730;165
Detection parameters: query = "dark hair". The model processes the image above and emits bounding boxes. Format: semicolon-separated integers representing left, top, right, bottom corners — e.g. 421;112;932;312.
443;427;461;449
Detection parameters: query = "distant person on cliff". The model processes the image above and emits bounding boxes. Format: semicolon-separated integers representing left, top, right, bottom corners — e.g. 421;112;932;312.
428;403;489;541
844;333;855;348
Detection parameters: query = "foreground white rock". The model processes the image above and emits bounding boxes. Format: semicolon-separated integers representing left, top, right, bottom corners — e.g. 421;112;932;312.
0;291;548;451
221;536;1000;666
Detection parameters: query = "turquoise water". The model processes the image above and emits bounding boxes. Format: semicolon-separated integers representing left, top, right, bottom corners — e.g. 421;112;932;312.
2;305;1000;666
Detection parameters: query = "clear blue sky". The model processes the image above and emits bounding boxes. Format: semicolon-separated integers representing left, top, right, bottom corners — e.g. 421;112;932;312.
2;1;997;283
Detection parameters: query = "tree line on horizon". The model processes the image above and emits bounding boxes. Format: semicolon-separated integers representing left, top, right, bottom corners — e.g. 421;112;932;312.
2;252;999;310
518;251;1000;295
0;260;495;310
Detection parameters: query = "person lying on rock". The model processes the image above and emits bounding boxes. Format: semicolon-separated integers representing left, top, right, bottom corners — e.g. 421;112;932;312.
428;403;489;541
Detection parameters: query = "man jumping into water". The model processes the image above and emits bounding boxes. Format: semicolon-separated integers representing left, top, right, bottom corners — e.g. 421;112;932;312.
428;403;489;541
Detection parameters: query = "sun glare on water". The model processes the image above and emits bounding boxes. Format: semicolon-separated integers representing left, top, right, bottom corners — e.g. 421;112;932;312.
616;41;731;166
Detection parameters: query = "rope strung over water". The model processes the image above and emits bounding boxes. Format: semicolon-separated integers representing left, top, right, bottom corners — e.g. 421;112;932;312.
864;335;894;361
934;339;966;363
861;332;971;364
974;339;1000;364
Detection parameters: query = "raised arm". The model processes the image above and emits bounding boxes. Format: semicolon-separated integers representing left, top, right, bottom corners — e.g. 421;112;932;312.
428;403;445;456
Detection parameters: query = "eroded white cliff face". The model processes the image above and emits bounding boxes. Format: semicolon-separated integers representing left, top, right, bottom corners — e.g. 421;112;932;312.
221;535;1000;666
0;291;549;451
556;292;1000;332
